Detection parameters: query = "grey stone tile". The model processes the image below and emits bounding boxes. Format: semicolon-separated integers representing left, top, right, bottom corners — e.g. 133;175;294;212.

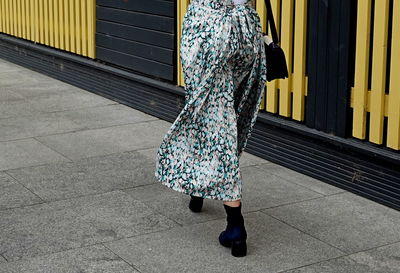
36;120;171;160
0;255;6;263
0;172;43;210
27;92;116;114
0;138;70;171
49;191;177;240
106;212;344;273
239;151;271;167
0;203;104;261
7;150;157;201
240;166;323;211
0;89;24;102
254;163;345;195
0;100;39;119
60;104;158;129
0;245;138;273
0;60;25;72
263;192;400;253
284;241;400;273
124;183;226;225
0;191;175;262
0;112;84;142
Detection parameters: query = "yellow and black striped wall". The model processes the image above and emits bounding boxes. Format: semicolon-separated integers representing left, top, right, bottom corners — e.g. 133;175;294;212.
0;0;399;209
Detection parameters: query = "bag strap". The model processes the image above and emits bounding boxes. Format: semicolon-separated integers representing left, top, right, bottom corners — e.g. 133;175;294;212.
264;0;279;44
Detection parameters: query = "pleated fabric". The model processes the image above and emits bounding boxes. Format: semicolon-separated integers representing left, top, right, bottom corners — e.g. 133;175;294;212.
155;0;267;201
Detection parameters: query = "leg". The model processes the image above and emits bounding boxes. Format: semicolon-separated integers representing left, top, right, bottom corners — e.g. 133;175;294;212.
219;199;247;257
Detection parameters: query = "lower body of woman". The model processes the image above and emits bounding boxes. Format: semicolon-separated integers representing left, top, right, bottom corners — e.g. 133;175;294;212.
155;0;267;257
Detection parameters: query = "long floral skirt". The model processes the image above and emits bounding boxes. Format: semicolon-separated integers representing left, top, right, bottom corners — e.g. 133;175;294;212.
155;0;267;201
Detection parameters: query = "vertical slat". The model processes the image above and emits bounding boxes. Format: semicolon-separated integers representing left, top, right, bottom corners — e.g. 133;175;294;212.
64;0;70;51
387;0;400;149
69;0;75;53
279;0;294;117
38;0;44;43
12;0;17;36
26;0;31;40
177;0;190;86
352;0;372;139
0;0;2;33
16;0;21;37
292;0;307;121
87;0;95;58
81;0;87;56
75;0;81;55
31;0;36;41
5;0;10;34
369;0;390;144
44;0;49;44
0;0;4;33
59;0;64;50
266;0;280;113
49;0;54;46
54;0;59;48
21;0;26;39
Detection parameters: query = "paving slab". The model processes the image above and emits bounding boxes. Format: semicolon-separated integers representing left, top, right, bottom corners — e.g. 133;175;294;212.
263;192;400;253
0;89;24;102
49;191;177;241
58;104;158;129
254;163;345;196
106;212;344;273
0;203;104;262
124;183;226;225
284;241;400;273
36;120;171;160
0;172;43;210
239;152;271;167
7;150;157;201
240;165;323;211
0;100;40;119
0;138;70;171
0;112;84;142
0;255;6;263
0;59;24;72
0;245;139;273
0;191;175;262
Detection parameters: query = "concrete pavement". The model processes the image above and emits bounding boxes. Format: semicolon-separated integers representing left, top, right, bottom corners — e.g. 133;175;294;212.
1;59;400;273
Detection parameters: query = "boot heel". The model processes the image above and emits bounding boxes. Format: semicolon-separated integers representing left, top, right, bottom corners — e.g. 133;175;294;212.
231;240;247;257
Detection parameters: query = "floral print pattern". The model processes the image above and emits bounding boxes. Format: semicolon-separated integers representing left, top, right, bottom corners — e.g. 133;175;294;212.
155;0;267;201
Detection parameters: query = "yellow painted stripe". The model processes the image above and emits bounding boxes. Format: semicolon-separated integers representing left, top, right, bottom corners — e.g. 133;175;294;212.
352;0;372;140
292;0;307;121
387;0;400;150
266;0;280;114
369;0;390;144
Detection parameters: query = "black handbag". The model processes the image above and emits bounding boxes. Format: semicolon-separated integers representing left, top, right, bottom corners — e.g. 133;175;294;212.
263;0;289;82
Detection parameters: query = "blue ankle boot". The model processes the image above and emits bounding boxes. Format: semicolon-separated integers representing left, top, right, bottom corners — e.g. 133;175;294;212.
219;204;247;257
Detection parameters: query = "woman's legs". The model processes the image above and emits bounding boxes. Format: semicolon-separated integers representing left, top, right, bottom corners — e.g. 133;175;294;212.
223;200;241;207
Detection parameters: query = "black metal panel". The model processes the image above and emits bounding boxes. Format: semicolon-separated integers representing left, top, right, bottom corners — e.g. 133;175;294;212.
1;33;399;211
306;0;353;137
96;33;174;64
97;0;175;17
96;46;174;81
96;0;176;82
97;6;175;33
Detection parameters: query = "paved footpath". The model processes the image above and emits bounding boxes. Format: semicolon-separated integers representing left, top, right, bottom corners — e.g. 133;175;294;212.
0;58;400;273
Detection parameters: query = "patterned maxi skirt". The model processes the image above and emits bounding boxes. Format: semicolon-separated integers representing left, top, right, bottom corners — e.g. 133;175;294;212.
155;0;267;201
